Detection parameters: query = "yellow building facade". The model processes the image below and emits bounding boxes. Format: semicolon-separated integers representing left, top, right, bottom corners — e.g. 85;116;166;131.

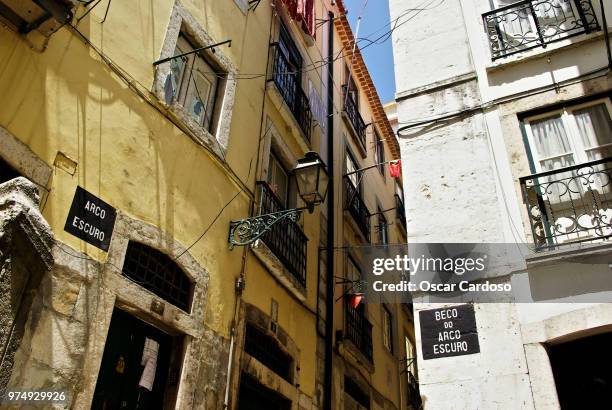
0;0;418;409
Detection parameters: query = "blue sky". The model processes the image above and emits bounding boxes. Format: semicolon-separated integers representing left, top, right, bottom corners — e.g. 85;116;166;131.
345;0;396;103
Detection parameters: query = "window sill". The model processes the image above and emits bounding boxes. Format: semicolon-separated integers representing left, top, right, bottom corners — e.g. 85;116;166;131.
485;29;609;74
164;101;227;159
339;337;375;373
251;239;307;303
525;240;612;269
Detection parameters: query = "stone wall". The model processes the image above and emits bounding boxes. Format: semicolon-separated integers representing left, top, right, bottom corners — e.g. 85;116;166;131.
0;178;230;409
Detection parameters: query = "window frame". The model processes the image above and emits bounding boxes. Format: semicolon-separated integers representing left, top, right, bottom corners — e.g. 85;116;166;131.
382;305;394;353
169;34;221;132
374;130;385;177
345;148;362;194
523;97;612;172
377;206;388;245
267;151;291;208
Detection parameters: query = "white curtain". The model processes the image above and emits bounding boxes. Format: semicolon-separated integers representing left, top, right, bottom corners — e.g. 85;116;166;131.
575;103;612;161
531;115;576;203
574;104;612;195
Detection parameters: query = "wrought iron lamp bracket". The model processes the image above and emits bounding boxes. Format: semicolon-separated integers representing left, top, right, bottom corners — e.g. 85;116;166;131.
228;206;307;248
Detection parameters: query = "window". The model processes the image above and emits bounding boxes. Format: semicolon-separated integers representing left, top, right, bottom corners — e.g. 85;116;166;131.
345;150;361;193
377;207;388;245
344;376;370;409
375;131;385;176
405;336;416;376
0;156;20;184
524;99;612;171
122;241;193;311
267;152;298;209
382;306;393;353
166;34;221;132
244;323;293;382
344;64;359;108
279;23;303;84
267;152;290;207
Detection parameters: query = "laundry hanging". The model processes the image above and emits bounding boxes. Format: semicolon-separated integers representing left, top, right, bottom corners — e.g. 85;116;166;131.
389;160;402;178
139;337;160;391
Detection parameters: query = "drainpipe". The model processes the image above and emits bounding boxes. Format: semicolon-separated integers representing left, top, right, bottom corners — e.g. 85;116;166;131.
323;10;335;410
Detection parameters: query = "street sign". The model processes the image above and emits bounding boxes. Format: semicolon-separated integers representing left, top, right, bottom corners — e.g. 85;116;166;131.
419;304;480;360
64;186;116;251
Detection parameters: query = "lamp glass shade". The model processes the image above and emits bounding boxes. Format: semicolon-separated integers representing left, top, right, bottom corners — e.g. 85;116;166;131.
294;151;329;207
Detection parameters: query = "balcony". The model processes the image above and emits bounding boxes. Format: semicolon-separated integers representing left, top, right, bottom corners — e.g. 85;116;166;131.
395;193;407;229
519;158;612;250
344;178;371;241
342;85;367;153
257;181;308;287
483;0;600;60
345;303;373;361
272;49;313;141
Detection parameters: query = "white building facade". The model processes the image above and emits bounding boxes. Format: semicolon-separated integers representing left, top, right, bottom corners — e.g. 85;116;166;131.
390;0;612;408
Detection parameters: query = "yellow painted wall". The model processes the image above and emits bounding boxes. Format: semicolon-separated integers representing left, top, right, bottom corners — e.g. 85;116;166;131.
0;0;271;340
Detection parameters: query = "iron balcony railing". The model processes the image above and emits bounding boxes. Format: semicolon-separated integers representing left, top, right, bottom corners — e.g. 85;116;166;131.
407;370;422;410
395;193;406;228
345;302;373;360
272;49;313;141
344;178;371;241
342;85;367;152
519;157;612;250
257;181;308;287
483;0;599;60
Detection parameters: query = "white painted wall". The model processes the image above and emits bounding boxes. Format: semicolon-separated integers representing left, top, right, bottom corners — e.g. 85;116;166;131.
390;0;612;408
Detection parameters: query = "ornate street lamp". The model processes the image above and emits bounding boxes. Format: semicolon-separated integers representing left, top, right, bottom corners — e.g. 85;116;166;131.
228;151;329;248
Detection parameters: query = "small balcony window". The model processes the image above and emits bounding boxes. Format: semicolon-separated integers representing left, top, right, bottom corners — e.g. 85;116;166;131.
165;34;222;132
344;151;371;241
271;23;312;140
520;98;612;247
344;256;373;360
483;0;600;60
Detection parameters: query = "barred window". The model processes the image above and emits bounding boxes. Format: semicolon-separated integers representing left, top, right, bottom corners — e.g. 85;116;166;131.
244;323;293;382
122;241;193;311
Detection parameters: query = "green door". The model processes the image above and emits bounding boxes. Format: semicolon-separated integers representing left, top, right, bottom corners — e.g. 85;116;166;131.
92;309;173;410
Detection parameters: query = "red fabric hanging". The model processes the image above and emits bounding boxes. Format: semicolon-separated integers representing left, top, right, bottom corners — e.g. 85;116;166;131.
302;0;315;38
389;160;402;178
280;0;315;38
280;0;298;19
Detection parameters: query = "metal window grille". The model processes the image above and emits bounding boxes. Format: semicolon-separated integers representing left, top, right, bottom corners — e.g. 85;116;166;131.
483;0;599;60
122;241;193;311
344;376;370;409
244;323;293;382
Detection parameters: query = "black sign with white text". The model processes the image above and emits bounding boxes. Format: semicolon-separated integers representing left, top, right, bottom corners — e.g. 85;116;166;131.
64;186;116;251
419;304;480;360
